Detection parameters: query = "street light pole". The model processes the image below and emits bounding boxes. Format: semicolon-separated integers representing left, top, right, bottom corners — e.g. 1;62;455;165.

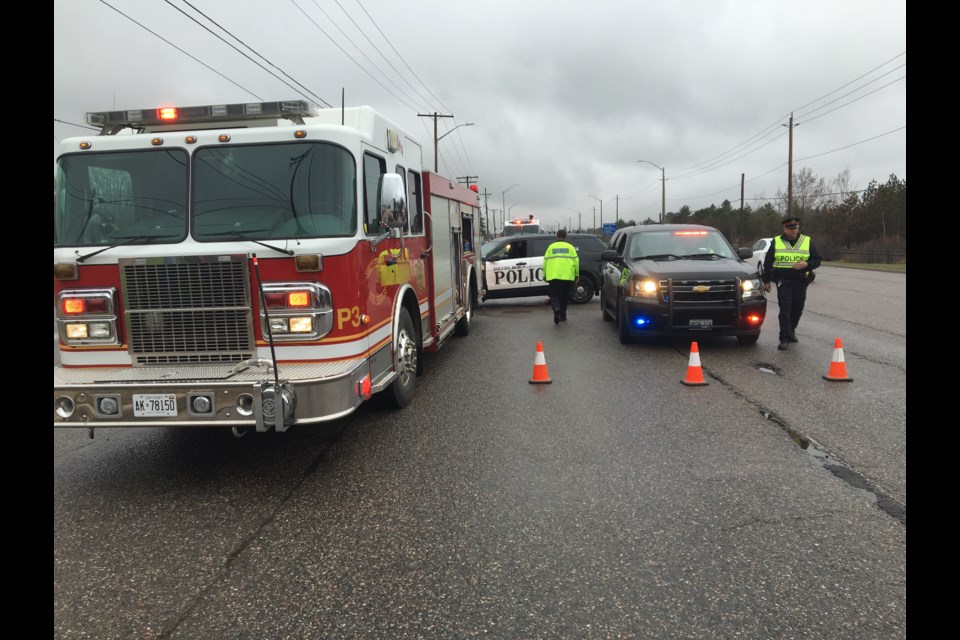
588;195;603;238
637;160;666;224
502;184;519;234
434;122;474;173
565;208;582;233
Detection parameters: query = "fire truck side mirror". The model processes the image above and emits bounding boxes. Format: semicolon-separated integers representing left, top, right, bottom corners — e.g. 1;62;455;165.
379;173;408;229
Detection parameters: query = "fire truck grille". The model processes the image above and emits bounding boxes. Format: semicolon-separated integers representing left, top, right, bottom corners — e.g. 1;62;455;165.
120;256;255;366
660;279;738;304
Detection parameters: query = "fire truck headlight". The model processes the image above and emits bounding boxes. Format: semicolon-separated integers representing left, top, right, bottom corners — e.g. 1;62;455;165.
65;323;89;339
269;318;290;334
288;317;313;333
88;322;112;338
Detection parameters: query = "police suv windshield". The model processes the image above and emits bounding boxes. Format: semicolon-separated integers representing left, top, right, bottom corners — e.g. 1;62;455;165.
626;230;735;261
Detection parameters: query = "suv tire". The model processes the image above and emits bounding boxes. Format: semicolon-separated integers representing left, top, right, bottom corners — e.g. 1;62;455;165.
569;274;596;305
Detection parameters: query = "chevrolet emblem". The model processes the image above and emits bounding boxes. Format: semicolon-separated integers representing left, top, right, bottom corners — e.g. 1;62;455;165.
692;285;711;293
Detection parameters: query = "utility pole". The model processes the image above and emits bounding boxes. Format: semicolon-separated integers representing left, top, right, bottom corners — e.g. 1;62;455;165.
588;195;603;239
637;160;666;223
739;173;745;247
418;112;454;173
480;188;493;240
784;113;794;217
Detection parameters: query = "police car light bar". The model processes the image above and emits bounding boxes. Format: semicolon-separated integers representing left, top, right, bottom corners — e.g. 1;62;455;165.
85;100;318;130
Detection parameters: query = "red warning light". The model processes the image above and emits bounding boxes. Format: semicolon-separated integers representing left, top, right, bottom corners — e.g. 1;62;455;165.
158;107;179;121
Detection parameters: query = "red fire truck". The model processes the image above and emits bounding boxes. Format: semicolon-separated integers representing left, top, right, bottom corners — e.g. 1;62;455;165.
54;99;481;436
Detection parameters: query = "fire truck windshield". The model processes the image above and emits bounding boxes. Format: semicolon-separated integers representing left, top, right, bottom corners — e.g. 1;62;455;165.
55;141;358;247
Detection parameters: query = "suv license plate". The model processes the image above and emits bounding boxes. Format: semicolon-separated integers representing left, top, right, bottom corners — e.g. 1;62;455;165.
133;394;177;417
689;319;713;329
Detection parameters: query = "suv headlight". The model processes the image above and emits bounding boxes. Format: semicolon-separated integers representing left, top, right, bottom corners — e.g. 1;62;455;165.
629;277;659;299
741;277;763;300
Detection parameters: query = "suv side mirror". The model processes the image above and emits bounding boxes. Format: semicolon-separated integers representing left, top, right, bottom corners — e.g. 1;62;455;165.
601;249;624;265
737;247;753;260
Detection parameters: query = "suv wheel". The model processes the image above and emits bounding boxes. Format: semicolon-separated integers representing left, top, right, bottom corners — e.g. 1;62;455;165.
737;333;760;346
569;275;595;305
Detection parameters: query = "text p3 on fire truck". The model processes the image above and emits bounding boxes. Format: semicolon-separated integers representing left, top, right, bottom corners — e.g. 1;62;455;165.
54;99;481;437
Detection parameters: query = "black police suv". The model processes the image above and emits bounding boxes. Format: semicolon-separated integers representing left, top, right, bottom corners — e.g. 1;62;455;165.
599;224;767;344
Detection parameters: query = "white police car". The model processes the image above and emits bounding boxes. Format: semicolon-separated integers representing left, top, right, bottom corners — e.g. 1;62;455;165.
480;233;608;304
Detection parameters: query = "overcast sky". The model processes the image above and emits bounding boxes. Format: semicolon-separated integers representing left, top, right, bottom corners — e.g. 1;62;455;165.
54;0;906;234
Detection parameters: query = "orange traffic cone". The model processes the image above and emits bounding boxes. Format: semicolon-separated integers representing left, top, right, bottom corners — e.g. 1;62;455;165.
822;337;853;382
681;341;709;386
529;341;553;384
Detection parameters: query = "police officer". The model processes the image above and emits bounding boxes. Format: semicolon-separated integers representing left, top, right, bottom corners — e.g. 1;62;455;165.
762;215;821;350
543;229;579;324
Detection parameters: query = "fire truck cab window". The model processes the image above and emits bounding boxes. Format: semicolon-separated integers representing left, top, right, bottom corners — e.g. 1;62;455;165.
407;169;423;235
194;142;356;240
54;149;189;246
363;153;386;235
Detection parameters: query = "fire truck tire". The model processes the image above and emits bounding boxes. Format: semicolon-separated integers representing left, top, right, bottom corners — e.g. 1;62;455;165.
382;307;418;408
454;283;474;337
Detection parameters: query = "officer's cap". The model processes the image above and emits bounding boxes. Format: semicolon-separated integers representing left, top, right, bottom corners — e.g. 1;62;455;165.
781;215;801;226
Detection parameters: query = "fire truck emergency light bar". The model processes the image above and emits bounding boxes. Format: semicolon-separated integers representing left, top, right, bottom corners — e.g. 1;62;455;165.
85;100;318;129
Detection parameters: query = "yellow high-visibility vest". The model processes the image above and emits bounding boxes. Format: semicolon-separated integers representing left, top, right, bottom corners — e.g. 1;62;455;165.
772;235;810;269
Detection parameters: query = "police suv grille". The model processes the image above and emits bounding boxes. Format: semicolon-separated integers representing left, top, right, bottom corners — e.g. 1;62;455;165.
660;278;738;304
120;255;255;366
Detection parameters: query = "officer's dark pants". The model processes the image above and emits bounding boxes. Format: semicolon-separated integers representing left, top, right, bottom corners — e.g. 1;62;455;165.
548;280;573;317
775;279;808;342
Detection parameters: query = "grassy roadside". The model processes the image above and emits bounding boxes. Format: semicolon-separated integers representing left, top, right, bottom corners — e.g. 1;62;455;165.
821;261;905;273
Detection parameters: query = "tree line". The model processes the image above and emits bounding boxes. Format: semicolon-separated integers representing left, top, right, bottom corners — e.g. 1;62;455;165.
600;168;906;262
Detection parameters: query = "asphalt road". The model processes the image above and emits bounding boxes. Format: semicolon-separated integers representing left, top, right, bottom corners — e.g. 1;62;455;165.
53;266;906;639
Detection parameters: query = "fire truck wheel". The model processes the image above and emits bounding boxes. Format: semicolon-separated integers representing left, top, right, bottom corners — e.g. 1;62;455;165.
382;307;418;408
454;284;474;337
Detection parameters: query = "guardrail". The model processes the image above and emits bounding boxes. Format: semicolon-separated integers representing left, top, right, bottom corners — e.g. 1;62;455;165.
821;249;906;264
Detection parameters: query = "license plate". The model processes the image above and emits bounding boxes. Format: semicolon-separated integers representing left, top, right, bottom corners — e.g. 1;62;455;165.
133;394;177;417
689;319;713;329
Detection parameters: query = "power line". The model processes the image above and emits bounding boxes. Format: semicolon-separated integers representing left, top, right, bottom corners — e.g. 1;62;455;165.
175;0;332;107
796;74;905;125
289;0;419;112
352;0;450;113
332;0;438;113
54;118;98;131
95;0;263;100
304;0;429;112
670;51;906;180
